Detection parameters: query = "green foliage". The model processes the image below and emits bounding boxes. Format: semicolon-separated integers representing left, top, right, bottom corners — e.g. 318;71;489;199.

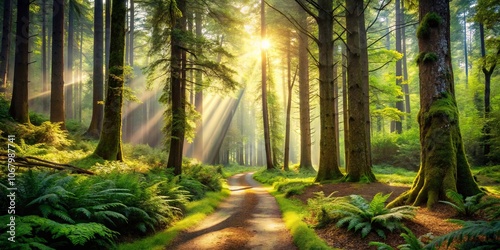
440;189;500;218
371;129;421;171
310;192;417;238
369;227;429;250
417;12;443;39
274;180;312;197
307;191;343;228
427;220;500;250
1;121;71;148
0;215;118;249
182;162;223;192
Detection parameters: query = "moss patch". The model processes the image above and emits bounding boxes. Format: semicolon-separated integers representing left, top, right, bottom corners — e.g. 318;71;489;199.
416;52;439;64
424;92;458;123
417;12;442;39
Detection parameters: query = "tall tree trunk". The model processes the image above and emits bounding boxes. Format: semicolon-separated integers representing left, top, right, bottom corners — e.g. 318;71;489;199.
315;0;343;182
85;0;104;138
194;10;204;162
389;0;481;208
0;0;12;93
284;32;294;171
392;0;404;133
261;0;274;170
479;23;498;163
9;0;30;123
342;44;349;170
41;0;49;113
50;0;66;129
297;5;314;172
66;0;74;120
463;12;468;87
345;0;375;182
402;0;411;129
166;0;187;175
105;0;111;90
94;0;126;161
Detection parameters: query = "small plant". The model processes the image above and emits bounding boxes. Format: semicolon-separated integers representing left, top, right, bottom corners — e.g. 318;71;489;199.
369;227;431;250
439;189;499;218
314;192;417;238
427;220;500;250
307;191;343;227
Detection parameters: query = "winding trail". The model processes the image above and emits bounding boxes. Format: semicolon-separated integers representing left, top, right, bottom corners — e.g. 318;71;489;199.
168;172;297;250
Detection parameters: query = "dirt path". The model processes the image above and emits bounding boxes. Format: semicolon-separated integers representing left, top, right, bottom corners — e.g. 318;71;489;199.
167;172;297;250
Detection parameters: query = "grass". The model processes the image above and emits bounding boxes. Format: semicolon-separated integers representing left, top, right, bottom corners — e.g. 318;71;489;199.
116;186;230;250
372;165;417;185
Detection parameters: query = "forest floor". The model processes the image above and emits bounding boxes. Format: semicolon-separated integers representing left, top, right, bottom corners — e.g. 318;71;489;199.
167;172;297;250
293;182;462;249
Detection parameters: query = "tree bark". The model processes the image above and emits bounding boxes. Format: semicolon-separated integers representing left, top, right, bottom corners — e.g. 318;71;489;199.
94;0;126;161
50;0;66;129
166;0;187;175
260;0;274;171
194;11;204;162
41;0;49;113
392;0;404;133
389;0;481;208
85;0;104;138
0;0;12;93
297;5;314;172
315;0;343;182
9;0;30;123
66;1;75;120
345;0;375;182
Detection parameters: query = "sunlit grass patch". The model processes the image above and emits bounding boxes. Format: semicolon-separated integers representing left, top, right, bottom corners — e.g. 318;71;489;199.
372;165;417;185
472;165;500;195
221;164;262;178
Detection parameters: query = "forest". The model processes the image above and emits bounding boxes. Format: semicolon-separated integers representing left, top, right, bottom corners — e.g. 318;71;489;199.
0;0;499;249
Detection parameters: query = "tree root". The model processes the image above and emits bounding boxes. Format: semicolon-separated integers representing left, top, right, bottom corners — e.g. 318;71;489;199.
1;152;94;175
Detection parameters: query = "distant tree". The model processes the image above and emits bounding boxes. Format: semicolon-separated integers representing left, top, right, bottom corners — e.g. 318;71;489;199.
392;0;404;133
9;0;30;123
50;0;66;129
66;0;75;120
0;0;12;94
389;0;481;208
85;0;104;138
296;3;314;172
261;0;274;171
94;0;127;161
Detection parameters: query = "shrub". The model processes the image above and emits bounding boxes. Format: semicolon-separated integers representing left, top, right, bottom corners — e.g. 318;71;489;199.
369;227;429;250
182;163;222;192
310;192;417;238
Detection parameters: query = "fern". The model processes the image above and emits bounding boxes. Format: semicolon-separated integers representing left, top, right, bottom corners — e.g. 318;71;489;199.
426;220;500;250
370;227;429;250
439;190;499;218
323;192;417;238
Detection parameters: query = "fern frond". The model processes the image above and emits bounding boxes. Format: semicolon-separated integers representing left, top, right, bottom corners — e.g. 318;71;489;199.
427;220;500;249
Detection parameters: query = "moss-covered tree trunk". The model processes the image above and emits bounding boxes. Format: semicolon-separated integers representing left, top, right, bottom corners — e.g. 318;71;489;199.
94;0;126;161
389;0;481;208
50;0;66;129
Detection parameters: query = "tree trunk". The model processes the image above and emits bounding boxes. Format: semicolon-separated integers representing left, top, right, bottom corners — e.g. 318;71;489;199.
297;6;314;172
166;0;186;175
66;1;74;120
392;0;404;133
0;0;12;93
345;0;375;182
389;0;481;208
9;0;30;124
315;0;343;182
41;0;49;113
94;0;126;161
85;0;104;138
260;0;274;171
284;32;294;171
402;0;411;129
194;11;204;162
50;0;66;129
342;44;349;170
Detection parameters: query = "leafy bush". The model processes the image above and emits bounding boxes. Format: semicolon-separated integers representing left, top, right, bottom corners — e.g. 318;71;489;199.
427;220;500;250
182;163;223;192
3;121;71;148
274;181;312;197
309;192;417;238
371;130;420;171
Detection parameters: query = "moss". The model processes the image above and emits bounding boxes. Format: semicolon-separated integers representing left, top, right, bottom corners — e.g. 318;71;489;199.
416;52;439;64
424;92;458;123
417;12;443;39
